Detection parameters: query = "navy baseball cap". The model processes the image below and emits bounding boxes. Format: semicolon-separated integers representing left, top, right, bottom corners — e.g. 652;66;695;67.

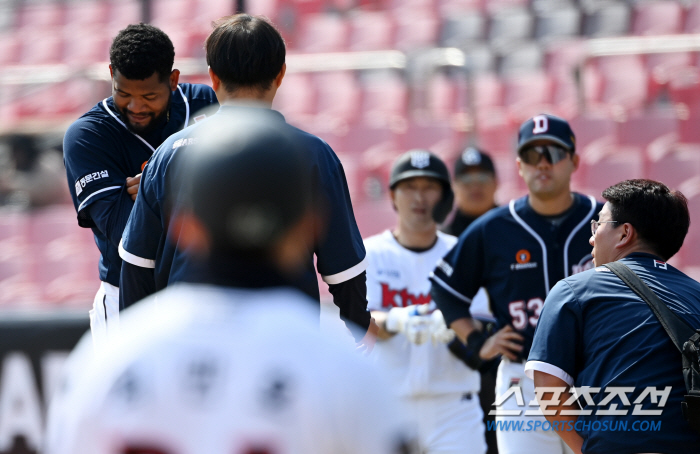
517;114;576;154
454;147;496;177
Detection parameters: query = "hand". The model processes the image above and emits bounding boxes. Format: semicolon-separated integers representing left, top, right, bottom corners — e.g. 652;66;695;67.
404;315;433;345
126;173;142;201
429;310;456;345
385;304;429;334
356;317;379;355
479;325;524;361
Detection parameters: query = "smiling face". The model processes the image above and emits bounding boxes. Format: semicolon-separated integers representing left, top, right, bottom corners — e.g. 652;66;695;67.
391;176;443;232
110;68;177;135
517;139;578;201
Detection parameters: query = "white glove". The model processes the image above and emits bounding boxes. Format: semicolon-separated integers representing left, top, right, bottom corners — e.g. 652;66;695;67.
404;315;433;345
385;304;430;334
429;310;455;345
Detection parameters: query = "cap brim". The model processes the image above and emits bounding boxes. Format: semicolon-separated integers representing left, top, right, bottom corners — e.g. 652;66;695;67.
518;136;573;154
390;170;449;188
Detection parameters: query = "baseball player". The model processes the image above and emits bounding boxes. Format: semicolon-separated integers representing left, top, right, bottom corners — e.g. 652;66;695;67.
63;24;218;348
118;14;378;349
45;109;416;454
366;150;487;454
430;114;604;454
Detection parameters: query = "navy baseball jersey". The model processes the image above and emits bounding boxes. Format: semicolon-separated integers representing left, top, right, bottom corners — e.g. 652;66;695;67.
119;105;366;301
526;253;700;454
64;84;217;287
430;193;602;358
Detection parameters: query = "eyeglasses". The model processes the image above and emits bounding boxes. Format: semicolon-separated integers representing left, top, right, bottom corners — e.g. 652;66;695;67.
457;172;493;185
519;145;571;166
590;219;618;236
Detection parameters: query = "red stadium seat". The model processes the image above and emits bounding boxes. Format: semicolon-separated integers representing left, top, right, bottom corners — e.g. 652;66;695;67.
569;114;617;152
347;10;395;51
15;2;65;28
297;13;349;53
17;30;64;65
106;0;142;37
579;141;645;196
393;9;440;51
312;71;361;124
631;0;683;36
63;27;111;65
647;143;700;190
685;1;700;33
471;73;503;108
673;177;700;270
64;1;110;28
645;52;692;104
437;0;485;15
272;72;316;125
151;0;196;29
502;71;555;124
594;55;648;116
616;110;678;148
0;32;20;66
353;199;397;238
358;70;409;129
419;72;468;121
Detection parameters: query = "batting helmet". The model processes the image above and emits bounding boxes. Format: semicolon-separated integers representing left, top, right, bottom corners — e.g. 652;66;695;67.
174;108;315;254
389;150;454;224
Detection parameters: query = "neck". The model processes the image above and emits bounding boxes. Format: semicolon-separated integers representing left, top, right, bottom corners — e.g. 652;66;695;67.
458;205;493;217
393;224;437;250
216;88;276;108
528;191;574;216
614;245;662;263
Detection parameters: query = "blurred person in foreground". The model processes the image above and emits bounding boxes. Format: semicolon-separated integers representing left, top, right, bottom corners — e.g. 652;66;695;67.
119;14;378;351
527;179;700;454
45;109;416;454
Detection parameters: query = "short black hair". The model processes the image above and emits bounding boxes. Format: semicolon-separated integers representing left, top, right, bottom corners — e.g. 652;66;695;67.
205;14;286;93
110;23;175;82
602;179;690;261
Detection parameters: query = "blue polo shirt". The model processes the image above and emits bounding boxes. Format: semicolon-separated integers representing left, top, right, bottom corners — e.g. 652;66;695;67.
527;253;700;453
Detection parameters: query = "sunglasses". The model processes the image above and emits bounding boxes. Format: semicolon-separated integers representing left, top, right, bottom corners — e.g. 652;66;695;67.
457;172;493;184
519;145;571;166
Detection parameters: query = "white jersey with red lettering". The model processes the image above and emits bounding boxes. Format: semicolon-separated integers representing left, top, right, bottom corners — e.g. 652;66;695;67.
365;230;480;397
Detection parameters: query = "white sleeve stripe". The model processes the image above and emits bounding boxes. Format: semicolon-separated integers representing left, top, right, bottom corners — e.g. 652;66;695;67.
524;360;574;386
429;274;473;304
77;186;121;212
119;240;156;269
322;256;367;285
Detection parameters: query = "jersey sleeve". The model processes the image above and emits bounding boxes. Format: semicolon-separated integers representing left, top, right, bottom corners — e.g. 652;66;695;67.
525;279;582;386
363;246;383;312
63;119;130;227
429;222;487;323
119;154;164;268
312;141;366;284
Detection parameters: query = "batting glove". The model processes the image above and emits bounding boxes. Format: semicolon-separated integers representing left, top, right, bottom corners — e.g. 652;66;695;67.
430;310;456;345
385;304;430;334
404;315;433;345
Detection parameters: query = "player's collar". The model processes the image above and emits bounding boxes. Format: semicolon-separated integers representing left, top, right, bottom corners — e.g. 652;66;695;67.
180;254;296;291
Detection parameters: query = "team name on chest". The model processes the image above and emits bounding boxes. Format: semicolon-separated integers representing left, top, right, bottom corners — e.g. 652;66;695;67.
381;283;431;308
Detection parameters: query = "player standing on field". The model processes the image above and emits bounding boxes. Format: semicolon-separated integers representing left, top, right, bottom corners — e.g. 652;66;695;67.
430;114;603;454
46;109;416;454
63;24;218;348
118;14;378;349
366;150;487;454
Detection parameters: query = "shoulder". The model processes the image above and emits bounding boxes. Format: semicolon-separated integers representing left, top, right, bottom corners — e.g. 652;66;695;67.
178;83;217;102
436;230;458;248
463;203;512;233
64;101;115;140
364;230;395;252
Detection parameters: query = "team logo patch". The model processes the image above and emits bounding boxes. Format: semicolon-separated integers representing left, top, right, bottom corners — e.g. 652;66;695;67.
462;148;482;166
172;137;199;149
510;249;537;271
532;115;549;134
75;170;109;196
515;249;531;264
141;160;148;172
654;260;668;269
410;151;431;169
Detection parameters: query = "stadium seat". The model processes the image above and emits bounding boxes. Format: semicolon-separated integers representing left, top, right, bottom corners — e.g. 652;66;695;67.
631;0;683;36
593;55;648;116
358;70;409;129
645;52;692;104
485;0;529;13
439;11;486;48
471;73;503;108
347;10;395;51
647;143;700;190
488;7;534;51
14;2;65;29
17;30;64;65
393;10;440;51
616;110;678;148
272;72;316;125
473;106;516;156
62;27;111;65
579;142;645;196
353;199;398;238
463;44;496;74
502;71;555;124
533;4;581;43
581;1;630;37
296;13;349;53
497;42;545;76
0;31;20;66
398;119;465;160
106;0;142;37
673;176;700;270
569;114;617;151
312;70;361;124
64;0;110;29
437;0;485;16
684;1;700;33
151;0;197;31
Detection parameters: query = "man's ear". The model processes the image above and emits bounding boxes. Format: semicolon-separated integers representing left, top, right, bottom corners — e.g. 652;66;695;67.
169;69;181;91
170;212;210;256
274;63;286;89
616;222;635;249
571;153;580;171
208;67;221;92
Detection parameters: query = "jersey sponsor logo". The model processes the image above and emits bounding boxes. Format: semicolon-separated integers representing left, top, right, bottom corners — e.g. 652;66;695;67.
410;150;431;169
172;137;199;149
193;114;207;123
381;283;431;308
572;254;595;274
654;260;668;270
511;249;537;270
377;269;400;278
437;259;453;277
532;115;549;134
75;170;109;195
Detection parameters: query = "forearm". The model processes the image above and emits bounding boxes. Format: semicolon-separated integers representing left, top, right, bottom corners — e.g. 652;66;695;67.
327;271;371;340
87;190;134;249
533;371;584;454
449;317;481;344
119;261;156;310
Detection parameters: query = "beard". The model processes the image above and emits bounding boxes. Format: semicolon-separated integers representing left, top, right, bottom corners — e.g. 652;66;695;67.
118;96;171;136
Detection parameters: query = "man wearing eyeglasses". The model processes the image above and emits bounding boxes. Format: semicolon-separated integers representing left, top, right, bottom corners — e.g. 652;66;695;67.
429;114;603;454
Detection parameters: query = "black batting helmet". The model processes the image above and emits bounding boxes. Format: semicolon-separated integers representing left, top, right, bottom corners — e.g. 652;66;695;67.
389;149;454;224
173;108;315;254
